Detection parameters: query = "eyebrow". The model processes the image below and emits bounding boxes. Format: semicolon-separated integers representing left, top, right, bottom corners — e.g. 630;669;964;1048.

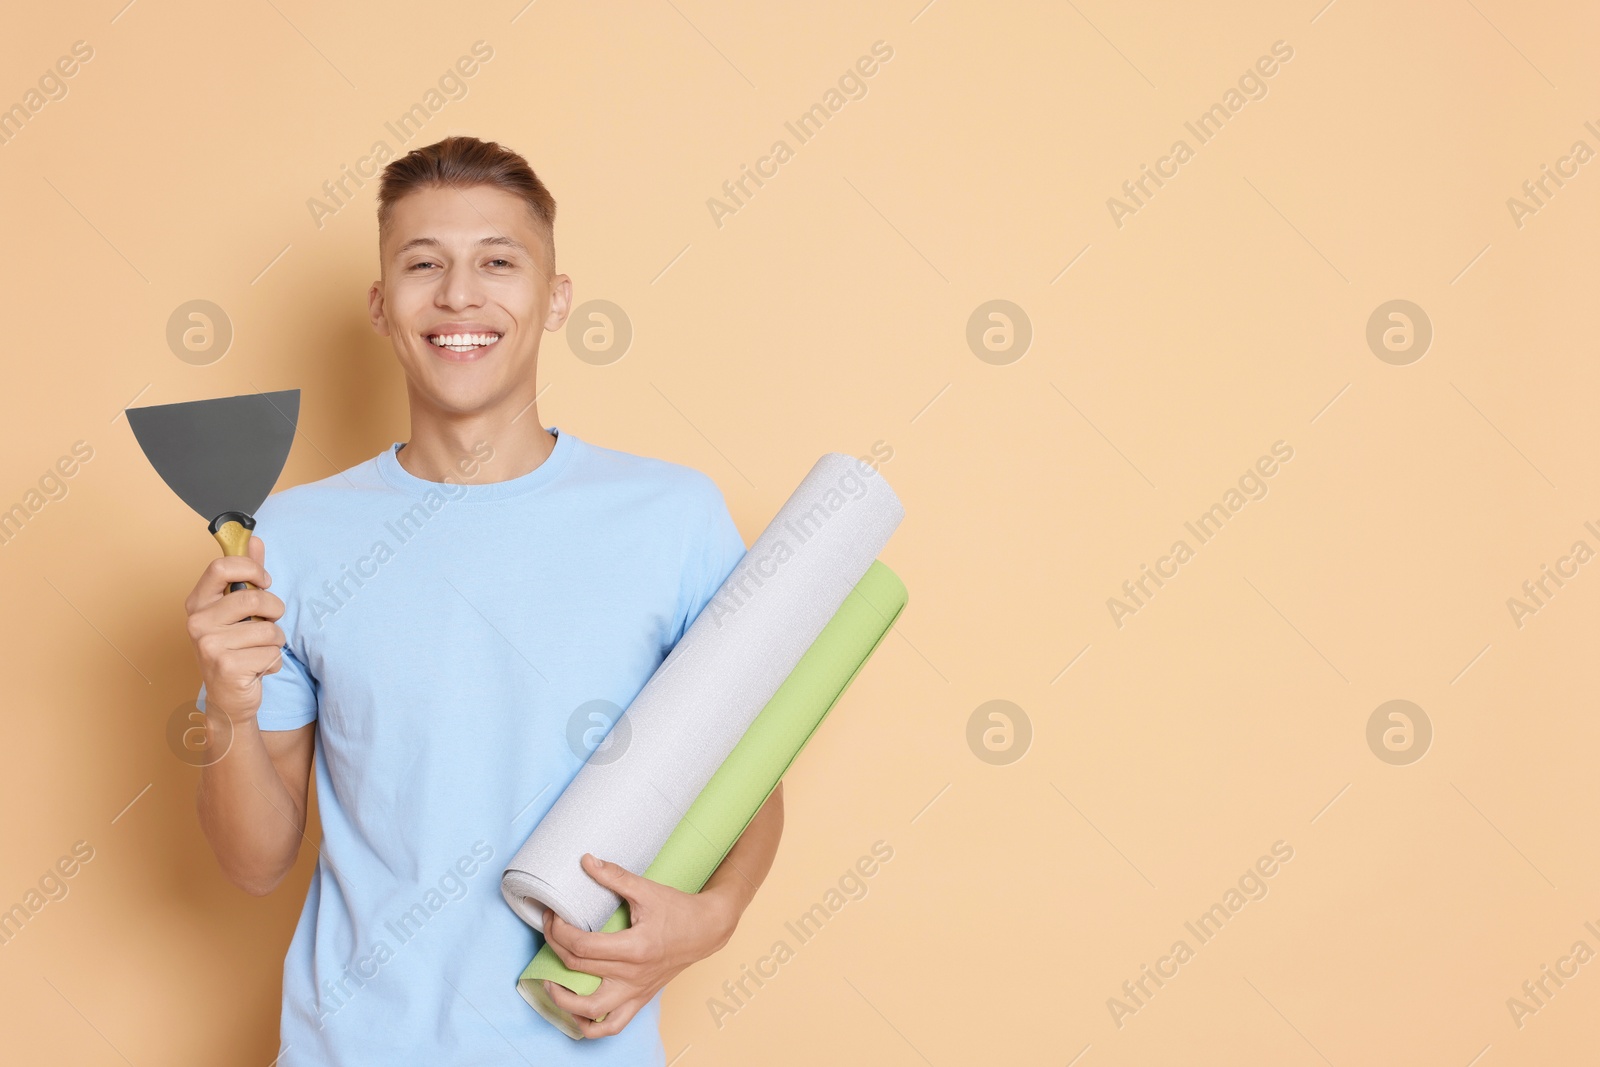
393;235;531;259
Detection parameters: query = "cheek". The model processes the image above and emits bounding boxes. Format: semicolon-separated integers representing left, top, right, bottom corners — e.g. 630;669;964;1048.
381;288;430;334
492;283;541;320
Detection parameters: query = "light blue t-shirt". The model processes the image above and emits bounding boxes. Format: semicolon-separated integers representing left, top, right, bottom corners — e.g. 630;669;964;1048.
197;426;747;1065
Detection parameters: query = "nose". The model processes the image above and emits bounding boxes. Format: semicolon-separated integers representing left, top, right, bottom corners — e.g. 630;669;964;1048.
436;259;486;311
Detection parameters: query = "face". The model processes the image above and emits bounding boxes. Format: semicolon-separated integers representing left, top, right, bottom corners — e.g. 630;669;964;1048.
368;184;571;417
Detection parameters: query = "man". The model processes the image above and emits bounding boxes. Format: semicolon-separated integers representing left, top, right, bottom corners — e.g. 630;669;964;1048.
189;135;783;1064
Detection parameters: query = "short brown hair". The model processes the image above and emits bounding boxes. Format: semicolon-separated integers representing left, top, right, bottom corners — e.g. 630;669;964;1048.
376;135;557;269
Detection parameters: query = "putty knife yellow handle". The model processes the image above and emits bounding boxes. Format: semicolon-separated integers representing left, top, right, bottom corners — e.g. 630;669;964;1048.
209;511;264;622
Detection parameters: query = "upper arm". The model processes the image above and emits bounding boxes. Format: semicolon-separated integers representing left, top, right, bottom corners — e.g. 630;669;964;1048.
261;722;315;827
671;477;747;644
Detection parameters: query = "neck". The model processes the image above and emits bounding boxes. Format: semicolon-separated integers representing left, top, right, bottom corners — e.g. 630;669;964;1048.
396;388;555;485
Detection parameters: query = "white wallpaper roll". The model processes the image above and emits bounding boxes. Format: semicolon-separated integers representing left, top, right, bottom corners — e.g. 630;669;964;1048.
502;453;904;932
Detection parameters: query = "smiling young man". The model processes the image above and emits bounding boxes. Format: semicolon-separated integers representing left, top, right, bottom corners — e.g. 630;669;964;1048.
188;135;782;1064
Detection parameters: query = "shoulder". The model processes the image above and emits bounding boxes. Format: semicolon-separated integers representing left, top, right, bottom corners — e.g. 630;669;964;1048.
257;452;384;524
565;432;730;520
249;451;387;564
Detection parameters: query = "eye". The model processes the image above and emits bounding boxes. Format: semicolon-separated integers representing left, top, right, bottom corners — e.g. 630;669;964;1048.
408;260;438;271
487;258;513;268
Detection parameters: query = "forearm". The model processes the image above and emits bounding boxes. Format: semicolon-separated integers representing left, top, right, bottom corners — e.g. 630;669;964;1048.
701;782;784;934
195;716;305;895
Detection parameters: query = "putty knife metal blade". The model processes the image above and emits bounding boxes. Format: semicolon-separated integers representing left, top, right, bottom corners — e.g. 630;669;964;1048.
126;389;299;525
127;389;300;601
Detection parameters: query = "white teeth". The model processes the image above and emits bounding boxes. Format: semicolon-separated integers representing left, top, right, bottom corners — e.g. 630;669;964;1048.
429;332;501;348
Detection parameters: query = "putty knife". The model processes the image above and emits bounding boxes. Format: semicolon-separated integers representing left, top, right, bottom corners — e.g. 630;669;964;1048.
126;390;299;604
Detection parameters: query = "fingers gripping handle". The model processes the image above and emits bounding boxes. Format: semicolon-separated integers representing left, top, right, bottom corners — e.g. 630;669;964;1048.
209;511;263;622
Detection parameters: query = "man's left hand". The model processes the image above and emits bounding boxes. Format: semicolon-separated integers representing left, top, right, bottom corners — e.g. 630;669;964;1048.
539;852;740;1038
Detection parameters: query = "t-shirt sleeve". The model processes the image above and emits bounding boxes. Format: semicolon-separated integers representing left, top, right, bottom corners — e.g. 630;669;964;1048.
670;479;747;646
196;641;320;732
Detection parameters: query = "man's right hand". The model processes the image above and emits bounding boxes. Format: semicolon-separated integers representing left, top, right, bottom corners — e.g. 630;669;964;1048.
185;533;287;724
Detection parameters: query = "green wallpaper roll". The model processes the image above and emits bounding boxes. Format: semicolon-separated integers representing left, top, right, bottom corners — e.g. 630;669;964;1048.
516;560;908;1038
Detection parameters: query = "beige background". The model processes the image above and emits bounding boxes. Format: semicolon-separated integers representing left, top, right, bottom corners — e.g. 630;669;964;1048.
2;0;1597;1062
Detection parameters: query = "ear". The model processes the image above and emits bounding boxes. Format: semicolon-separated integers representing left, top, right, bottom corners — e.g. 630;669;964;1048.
368;281;390;336
543;274;574;333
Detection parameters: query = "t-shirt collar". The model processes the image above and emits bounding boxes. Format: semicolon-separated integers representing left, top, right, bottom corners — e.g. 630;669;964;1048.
376;426;576;502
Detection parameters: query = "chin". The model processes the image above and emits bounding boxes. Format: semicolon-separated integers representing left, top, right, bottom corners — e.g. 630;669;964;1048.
403;354;532;413
430;391;502;416
418;377;513;416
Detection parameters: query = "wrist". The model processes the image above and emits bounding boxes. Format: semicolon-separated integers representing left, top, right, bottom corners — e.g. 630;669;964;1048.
206;696;259;726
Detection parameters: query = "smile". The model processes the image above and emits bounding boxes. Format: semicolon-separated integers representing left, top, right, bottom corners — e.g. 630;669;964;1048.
426;332;502;361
